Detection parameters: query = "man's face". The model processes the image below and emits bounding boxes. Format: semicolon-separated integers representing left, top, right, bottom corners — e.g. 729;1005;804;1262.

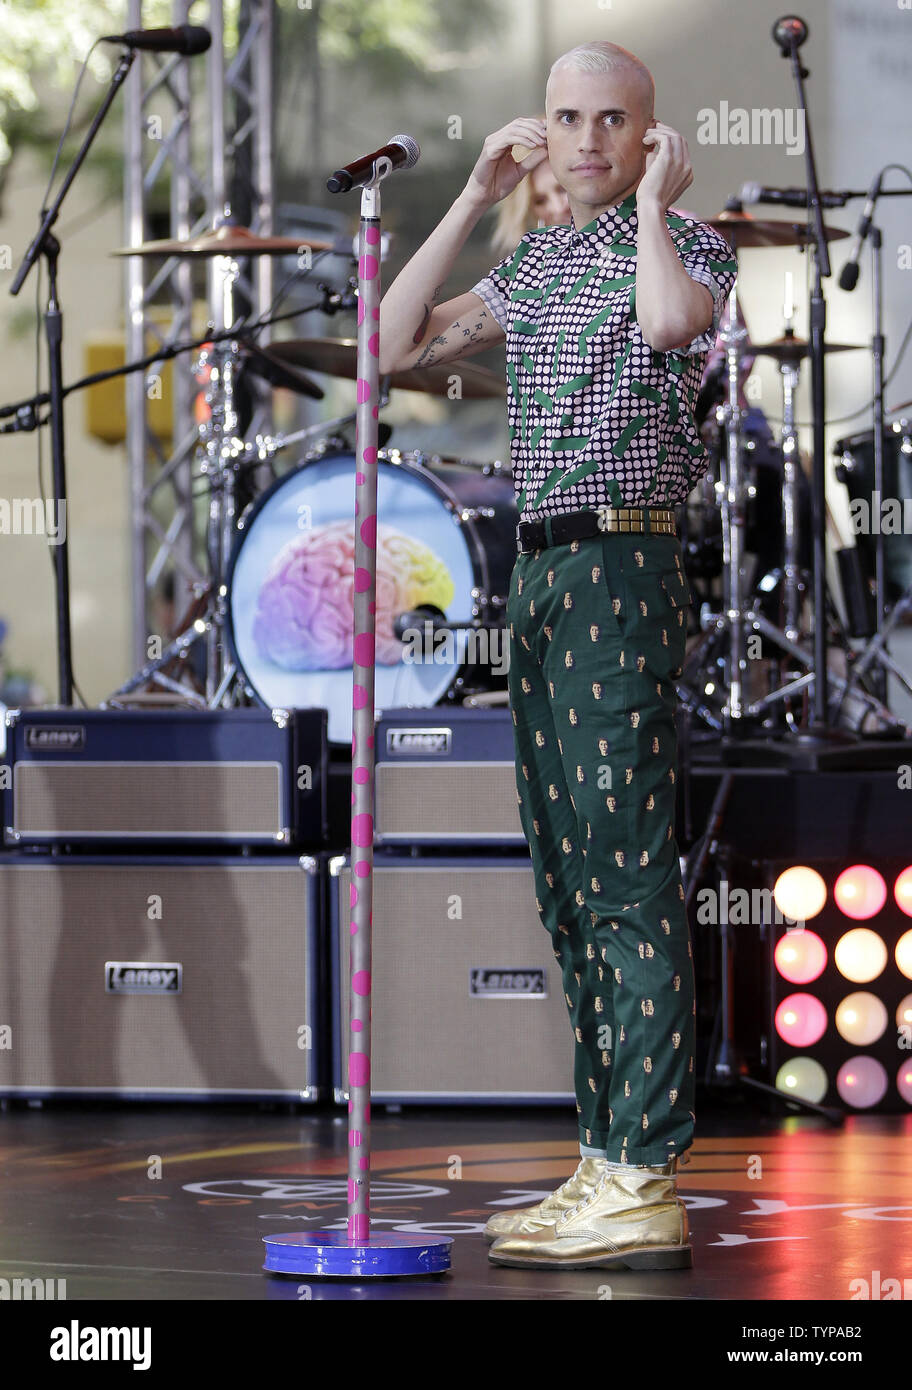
545;65;655;218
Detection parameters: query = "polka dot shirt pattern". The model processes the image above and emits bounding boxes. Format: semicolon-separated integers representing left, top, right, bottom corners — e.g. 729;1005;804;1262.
471;193;737;522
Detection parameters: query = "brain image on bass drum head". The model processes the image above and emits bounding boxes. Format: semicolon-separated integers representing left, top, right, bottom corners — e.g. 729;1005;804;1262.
227;450;514;744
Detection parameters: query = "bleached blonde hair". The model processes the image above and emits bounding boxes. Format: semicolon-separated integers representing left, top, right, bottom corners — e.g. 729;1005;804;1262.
546;42;655;119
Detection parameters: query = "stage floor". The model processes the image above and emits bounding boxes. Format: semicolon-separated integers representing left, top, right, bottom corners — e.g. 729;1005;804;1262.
1;1097;910;1302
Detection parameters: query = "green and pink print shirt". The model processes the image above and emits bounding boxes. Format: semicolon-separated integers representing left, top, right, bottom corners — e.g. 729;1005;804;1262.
470;193;737;520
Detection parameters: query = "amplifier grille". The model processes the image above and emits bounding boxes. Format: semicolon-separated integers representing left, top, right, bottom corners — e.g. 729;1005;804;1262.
0;862;316;1096
12;762;282;839
376;762;524;840
337;864;573;1098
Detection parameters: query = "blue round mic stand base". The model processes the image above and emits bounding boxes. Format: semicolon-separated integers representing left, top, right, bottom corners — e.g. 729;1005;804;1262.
262;1230;453;1278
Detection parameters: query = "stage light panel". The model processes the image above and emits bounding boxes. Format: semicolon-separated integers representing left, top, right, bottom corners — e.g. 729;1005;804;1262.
896;929;912;980
836;1055;888;1108
833;865;887;920
896;1062;912;1106
834;927;888;983
775;1056;828;1104
775;993;827;1046
893;866;912;917
834;991;888;1045
895;993;912;1030
773;865;827;922
774;928;827;983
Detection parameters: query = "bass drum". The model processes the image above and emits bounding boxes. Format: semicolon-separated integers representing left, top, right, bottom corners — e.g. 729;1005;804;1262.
226;446;518;744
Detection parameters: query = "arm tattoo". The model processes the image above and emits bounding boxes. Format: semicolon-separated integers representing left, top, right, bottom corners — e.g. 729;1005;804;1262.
413;308;489;367
415;334;448;367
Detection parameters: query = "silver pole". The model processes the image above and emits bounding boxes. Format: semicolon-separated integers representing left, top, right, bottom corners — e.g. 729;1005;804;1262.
124;0;147;671
779;359;802;643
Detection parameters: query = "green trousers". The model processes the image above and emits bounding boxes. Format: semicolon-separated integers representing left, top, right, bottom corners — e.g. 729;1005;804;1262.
507;526;696;1165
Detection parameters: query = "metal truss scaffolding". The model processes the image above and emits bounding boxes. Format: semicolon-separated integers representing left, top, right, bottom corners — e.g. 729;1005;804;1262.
122;0;275;672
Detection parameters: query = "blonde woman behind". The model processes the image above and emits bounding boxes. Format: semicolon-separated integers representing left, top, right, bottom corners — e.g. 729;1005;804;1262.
490;118;571;254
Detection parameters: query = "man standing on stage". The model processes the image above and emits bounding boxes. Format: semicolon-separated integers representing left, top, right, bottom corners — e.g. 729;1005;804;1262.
379;41;736;1270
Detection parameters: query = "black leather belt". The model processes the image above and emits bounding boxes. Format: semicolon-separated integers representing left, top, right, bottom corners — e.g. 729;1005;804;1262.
517;506;677;553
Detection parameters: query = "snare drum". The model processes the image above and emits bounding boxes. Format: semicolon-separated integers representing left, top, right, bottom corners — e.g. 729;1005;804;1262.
226;447;517;743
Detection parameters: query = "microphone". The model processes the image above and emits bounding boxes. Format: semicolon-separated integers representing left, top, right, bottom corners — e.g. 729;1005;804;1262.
327;135;420;194
101;26;212;55
393;607;448;641
838;170;883;291
740;182;849;209
772;15;809;54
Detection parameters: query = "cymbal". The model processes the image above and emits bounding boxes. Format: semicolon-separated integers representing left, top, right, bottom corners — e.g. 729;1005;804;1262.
750;334;865;363
707;209;850;248
112;224;332;257
268;337;506;400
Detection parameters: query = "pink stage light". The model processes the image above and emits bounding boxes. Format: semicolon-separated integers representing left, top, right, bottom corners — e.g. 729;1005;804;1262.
775;993;828;1046
833;865;887;920
774;929;827;984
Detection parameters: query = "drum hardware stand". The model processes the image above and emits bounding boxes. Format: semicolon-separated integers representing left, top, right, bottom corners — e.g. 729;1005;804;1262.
681;295;805;736
833;586;912;734
678;302;899;737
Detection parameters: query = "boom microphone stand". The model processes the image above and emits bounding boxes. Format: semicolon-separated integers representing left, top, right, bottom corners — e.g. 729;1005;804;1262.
9;49;137;705
773;15;836;735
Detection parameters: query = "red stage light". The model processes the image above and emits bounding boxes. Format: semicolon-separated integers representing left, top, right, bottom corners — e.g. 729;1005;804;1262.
833;865;887;920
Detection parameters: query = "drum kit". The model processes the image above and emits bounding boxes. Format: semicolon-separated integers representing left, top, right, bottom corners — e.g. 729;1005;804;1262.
103;202;911;744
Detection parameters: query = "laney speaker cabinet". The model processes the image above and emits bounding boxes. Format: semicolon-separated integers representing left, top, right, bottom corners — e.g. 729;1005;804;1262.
374;706;524;844
330;855;574;1104
0;856;323;1100
4;706;328;848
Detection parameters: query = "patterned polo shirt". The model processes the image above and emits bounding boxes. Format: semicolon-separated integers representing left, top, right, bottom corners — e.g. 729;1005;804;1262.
470;192;737;521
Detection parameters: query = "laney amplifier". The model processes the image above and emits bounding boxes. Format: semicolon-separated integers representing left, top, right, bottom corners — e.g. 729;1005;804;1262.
330;854;574;1104
0;855;324;1100
375;706;524;844
4;706;328;848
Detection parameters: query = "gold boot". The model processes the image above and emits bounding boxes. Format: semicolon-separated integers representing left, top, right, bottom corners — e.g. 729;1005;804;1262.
483;1157;609;1243
487;1156;691;1269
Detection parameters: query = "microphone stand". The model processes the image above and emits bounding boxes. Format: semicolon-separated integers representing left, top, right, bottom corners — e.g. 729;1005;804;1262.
9;48;137;705
871;221;888;670
776;22;836;736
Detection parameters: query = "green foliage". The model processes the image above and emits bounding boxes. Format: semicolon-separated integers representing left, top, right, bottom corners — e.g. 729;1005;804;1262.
0;0;211;165
278;0;502;83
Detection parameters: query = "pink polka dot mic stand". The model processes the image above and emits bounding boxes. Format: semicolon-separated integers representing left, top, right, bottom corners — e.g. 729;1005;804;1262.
263;154;453;1279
